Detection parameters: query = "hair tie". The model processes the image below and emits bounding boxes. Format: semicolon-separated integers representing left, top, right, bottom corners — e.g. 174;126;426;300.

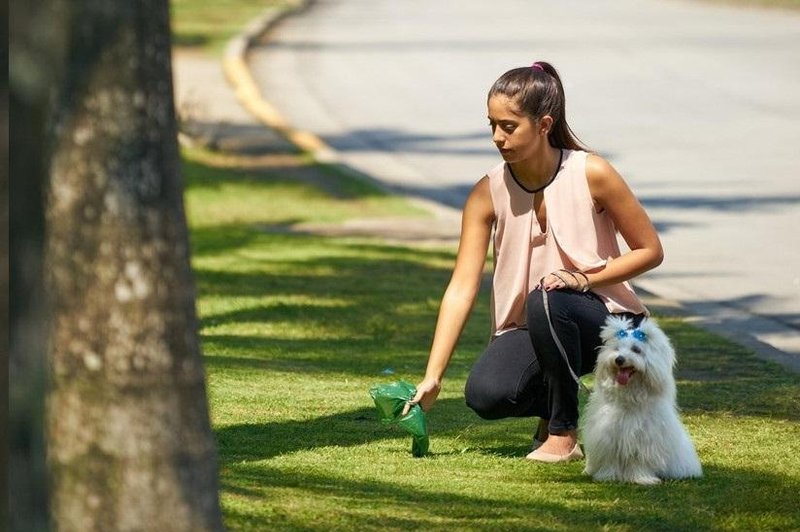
531;62;545;72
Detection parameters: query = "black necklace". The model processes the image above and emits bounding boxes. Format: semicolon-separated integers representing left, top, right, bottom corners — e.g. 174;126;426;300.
508;149;564;194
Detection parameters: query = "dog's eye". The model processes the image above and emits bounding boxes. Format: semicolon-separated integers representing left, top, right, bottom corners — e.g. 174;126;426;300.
631;345;643;355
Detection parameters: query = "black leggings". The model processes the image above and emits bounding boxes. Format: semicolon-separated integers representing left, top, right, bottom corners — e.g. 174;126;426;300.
464;288;643;434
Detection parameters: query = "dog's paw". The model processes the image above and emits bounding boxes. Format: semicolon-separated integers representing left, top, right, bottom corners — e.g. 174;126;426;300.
630;474;662;485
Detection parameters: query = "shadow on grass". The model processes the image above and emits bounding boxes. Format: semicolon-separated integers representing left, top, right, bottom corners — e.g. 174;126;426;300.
221;465;560;529
172;33;210;48
190;224;268;257
214;398;528;462
216;405;393;462
201;300;356;329
182;153;388;200
192;233;457;295
219;458;799;531
202;335;433;377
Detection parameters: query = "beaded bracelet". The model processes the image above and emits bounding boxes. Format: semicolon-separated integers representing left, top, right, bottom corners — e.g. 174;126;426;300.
554;269;591;293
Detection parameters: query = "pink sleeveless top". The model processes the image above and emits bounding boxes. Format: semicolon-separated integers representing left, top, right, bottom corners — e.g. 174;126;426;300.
488;149;647;336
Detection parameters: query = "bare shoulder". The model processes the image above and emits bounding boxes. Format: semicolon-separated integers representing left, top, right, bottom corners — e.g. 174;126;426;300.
469;174;491;199
586;153;622;186
585;153;632;203
464;175;494;224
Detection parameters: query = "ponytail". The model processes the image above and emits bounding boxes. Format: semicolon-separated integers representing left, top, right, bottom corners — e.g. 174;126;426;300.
488;61;587;151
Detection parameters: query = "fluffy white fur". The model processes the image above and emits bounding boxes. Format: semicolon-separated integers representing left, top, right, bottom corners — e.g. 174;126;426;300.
582;315;702;485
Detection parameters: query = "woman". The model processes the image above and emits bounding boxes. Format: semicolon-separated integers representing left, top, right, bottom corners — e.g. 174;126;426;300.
405;61;663;463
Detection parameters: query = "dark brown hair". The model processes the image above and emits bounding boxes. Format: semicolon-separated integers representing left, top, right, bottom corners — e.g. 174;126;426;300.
488;61;587;151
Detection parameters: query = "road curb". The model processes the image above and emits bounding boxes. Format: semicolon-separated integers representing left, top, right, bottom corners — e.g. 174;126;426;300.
221;0;339;162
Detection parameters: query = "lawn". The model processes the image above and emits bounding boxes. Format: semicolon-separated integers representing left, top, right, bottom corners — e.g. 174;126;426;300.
183;147;800;531
171;0;291;53
687;0;800;9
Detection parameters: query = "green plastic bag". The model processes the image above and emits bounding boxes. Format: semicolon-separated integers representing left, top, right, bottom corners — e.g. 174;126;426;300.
369;380;429;457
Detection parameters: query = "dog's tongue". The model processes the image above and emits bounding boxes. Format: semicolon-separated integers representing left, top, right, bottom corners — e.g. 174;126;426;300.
616;368;634;385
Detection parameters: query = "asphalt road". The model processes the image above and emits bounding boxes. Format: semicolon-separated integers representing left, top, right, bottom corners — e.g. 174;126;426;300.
249;0;800;360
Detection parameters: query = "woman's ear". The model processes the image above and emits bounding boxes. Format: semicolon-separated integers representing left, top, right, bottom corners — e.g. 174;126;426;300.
539;115;554;136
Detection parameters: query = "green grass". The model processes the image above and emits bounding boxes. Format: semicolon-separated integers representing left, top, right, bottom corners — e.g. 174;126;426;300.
184;148;800;531
170;0;290;54
689;0;800;9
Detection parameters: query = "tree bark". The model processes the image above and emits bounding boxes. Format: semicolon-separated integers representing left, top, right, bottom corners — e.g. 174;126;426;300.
45;1;223;530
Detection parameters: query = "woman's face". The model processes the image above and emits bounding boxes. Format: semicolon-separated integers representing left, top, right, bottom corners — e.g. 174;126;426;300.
487;95;544;163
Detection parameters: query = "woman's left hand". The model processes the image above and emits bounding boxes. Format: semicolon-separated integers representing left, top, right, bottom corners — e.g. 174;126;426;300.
537;269;589;292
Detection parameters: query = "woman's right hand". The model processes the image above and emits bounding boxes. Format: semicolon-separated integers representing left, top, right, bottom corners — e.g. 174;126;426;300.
402;377;442;416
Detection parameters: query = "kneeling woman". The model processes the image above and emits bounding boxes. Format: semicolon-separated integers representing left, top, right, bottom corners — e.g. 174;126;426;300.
405;62;663;462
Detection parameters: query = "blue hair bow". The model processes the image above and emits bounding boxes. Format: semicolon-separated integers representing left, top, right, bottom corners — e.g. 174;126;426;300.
616;328;647;342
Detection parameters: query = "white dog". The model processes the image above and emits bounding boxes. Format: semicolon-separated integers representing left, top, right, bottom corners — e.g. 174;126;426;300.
582;316;702;485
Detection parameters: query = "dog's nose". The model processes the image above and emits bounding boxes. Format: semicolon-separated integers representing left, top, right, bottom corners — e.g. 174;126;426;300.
614;356;625;367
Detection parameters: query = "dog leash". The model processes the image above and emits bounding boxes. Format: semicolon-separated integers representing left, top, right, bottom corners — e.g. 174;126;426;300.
541;288;591;394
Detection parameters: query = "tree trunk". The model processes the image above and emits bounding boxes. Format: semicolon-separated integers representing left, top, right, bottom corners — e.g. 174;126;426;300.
45;1;223;530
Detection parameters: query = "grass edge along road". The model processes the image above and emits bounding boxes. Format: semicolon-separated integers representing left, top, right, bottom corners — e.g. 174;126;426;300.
183;146;800;531
171;0;292;54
